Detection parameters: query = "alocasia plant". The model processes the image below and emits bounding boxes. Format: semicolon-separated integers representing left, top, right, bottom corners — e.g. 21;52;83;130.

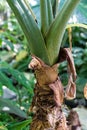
6;0;86;129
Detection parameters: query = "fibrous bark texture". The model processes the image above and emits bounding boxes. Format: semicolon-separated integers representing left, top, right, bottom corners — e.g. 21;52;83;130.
30;78;67;129
29;48;81;130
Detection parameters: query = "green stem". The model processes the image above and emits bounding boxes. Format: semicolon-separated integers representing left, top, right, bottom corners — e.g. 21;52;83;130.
40;0;49;37
47;0;53;26
45;0;80;65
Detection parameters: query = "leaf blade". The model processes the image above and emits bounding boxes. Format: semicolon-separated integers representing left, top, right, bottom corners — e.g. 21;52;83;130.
0;97;27;119
7;119;32;130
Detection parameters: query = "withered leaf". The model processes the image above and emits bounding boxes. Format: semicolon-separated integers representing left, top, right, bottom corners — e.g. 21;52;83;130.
28;56;42;69
59;48;77;81
28;56;58;86
65;75;76;100
49;77;64;107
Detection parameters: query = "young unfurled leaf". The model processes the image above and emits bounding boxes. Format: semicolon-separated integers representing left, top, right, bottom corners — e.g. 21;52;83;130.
84;83;87;99
58;48;77;100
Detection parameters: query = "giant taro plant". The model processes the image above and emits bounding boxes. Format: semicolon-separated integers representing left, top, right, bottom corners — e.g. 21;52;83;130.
6;0;87;129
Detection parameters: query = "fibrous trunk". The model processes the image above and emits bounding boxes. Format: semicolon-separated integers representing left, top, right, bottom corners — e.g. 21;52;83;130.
30;78;67;130
29;48;81;130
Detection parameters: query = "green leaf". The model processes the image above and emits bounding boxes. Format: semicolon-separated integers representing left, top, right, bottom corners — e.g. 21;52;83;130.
3;39;14;51
6;0;50;65
0;97;27;119
0;61;34;94
45;0;80;65
7;119;32;130
6;68;34;94
0;71;17;92
0;122;8;130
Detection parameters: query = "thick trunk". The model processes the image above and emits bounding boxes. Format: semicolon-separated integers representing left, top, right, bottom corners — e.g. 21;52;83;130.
30;78;67;130
29;52;81;130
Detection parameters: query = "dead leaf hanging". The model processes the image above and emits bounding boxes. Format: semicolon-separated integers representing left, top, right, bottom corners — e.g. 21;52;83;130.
58;48;77;81
58;48;77;100
29;55;58;86
65;75;76;100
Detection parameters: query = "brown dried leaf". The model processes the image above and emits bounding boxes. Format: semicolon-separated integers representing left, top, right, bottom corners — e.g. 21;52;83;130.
29;56;58;86
65;75;76;100
49;77;64;107
59;48;77;81
28;56;42;69
84;83;87;99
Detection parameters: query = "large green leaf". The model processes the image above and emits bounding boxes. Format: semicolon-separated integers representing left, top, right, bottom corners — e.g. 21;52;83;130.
6;0;50;65
7;119;32;130
5;68;34;94
0;61;34;94
0;71;17;92
0;97;27;118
